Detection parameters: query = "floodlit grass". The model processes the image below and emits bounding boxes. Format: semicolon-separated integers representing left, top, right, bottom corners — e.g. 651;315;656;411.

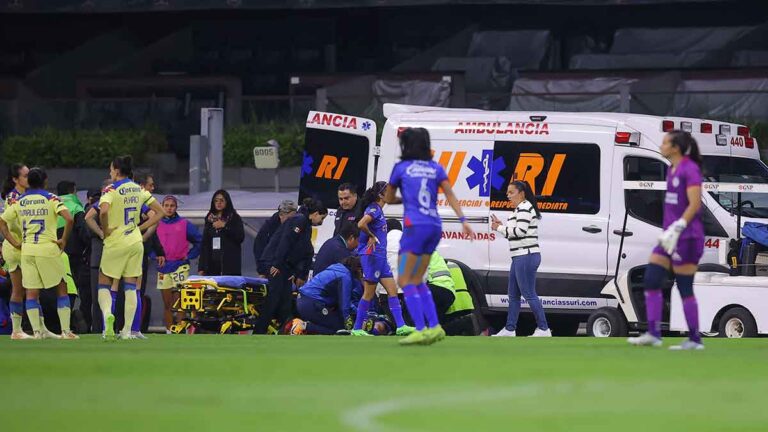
1;335;766;431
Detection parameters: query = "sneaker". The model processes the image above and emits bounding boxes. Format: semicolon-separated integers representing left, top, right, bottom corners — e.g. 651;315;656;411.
531;328;552;337
350;329;373;336
103;314;116;342
395;325;416;336
423;325;446;344
398;330;428;346
289;318;306;335
492;328;516;337
627;332;662;347
131;331;148;340
40;329;62;340
669;340;705;351
61;331;79;340
11;331;34;340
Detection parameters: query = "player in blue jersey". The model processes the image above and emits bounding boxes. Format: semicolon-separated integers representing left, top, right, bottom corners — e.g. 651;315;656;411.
385;128;473;345
628;131;705;350
351;181;414;336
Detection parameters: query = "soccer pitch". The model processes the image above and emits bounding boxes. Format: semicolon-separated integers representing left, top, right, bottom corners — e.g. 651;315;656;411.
2;336;766;432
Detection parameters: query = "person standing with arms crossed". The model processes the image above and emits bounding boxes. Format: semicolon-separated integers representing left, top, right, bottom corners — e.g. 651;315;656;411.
385;127;473;346
491;180;550;337
628;131;705;350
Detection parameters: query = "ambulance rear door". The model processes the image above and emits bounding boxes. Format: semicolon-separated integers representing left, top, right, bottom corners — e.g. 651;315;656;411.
301;111;378;247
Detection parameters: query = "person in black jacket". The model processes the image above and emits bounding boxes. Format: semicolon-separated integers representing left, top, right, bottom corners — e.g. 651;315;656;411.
313;223;359;275
255;197;328;333
253;200;297;277
199;190;245;276
333;183;362;237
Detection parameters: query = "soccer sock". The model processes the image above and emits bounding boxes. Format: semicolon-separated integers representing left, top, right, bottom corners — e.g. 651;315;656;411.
682;296;701;343
402;284;425;331
37;305;50;333
123;283;138;335
353;299;371;330
98;284;113;328
25;299;42;333
417;283;440;328
56;296;71;333
645;290;663;338
10;301;23;333
387;296;406;328
132;294;142;332
110;290;117;314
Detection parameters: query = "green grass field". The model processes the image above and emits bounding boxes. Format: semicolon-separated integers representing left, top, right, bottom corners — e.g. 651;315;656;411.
2;335;767;431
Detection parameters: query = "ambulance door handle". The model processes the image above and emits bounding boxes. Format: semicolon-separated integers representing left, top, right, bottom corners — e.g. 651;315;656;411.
582;226;602;234
613;229;633;237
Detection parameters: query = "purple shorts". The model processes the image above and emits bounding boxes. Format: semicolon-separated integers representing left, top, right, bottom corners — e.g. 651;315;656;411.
400;224;442;256
652;237;704;266
361;253;393;282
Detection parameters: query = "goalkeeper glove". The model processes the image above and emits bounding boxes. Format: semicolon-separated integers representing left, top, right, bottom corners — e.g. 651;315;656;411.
658;218;687;255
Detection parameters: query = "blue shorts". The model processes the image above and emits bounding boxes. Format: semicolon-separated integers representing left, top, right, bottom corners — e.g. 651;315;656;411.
652;237;704;266
400;224;442;256
361;253;393;282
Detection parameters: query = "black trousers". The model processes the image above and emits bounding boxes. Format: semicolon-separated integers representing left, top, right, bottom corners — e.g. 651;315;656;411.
253;272;293;334
428;283;455;325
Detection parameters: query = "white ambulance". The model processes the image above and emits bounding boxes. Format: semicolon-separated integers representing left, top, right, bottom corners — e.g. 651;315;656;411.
299;104;768;336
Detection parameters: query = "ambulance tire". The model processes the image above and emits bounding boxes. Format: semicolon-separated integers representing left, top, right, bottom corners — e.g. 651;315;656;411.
717;307;757;338
446;259;489;333
587;307;628;337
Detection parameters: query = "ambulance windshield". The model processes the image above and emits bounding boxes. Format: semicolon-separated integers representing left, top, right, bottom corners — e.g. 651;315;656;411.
702;156;768;218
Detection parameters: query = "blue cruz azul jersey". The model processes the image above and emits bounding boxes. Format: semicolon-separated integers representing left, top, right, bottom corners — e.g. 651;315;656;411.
357;203;387;256
389;160;448;227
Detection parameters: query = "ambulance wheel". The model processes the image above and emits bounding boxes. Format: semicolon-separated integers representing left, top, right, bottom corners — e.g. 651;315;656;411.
717;307;757;338
587;308;628;337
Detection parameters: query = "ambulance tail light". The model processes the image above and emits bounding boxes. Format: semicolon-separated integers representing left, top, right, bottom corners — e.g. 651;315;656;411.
615;131;639;146
737;126;750;137
745;136;755;149
662;120;675;132
700;123;712;133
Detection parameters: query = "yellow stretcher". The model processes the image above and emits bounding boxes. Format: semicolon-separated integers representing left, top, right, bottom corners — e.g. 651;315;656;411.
171;276;268;334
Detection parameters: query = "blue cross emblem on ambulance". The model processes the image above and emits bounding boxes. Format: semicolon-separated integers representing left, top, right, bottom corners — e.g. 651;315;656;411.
466;150;506;197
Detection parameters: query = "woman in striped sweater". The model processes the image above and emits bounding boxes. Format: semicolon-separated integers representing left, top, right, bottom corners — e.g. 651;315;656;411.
490;180;550;337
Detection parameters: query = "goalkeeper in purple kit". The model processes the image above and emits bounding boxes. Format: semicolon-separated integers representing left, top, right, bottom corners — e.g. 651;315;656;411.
629;131;705;350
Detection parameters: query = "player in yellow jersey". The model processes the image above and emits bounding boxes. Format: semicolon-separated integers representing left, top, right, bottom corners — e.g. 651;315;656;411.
0;167;78;340
97;156;163;341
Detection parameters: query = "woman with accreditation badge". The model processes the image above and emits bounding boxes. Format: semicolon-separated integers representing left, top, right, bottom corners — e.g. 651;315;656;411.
153;195;202;333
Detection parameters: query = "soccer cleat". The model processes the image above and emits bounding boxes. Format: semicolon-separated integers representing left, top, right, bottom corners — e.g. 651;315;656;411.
399;330;428;346
61;331;79;340
32;331;43;340
350;329;373;336
131;331;148;340
627;332;662;347
395;325;416;336
103;314;116;342
424;325;446;344
118;332;138;340
289;318;306;335
492;328;516;337
40;329;62;340
11;331;34;340
669;340;705;351
531;328;552;337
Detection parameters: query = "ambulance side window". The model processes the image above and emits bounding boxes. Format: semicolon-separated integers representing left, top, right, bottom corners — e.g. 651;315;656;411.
623;157;666;227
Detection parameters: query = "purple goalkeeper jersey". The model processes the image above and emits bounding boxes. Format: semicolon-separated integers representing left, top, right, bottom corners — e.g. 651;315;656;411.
664;156;704;240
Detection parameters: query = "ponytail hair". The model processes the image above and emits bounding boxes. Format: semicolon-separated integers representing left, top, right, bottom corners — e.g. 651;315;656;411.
300;197;328;216
666;130;702;166
511;180;542;219
112;155;134;177
1;163;25;199
361;181;387;210
27;167;47;190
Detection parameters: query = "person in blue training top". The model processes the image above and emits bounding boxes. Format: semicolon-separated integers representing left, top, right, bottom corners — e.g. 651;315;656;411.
385;127;473;346
291;256;362;335
313;223;360;275
351;181;414;337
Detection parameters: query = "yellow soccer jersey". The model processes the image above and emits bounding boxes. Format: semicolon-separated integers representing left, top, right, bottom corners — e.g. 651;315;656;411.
99;179;156;249
1;189;66;257
2;188;23;243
